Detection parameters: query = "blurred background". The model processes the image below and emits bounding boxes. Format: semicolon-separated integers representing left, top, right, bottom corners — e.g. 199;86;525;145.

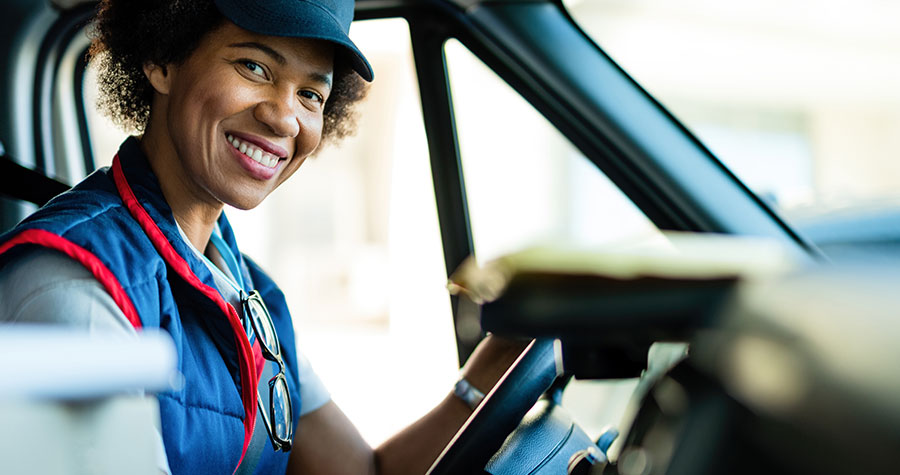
83;0;900;445
568;0;900;261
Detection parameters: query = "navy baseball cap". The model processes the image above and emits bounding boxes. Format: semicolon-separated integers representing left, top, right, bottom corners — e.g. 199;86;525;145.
213;0;374;82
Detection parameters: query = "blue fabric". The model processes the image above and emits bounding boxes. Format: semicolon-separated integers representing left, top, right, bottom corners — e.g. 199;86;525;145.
209;225;246;291
0;137;301;475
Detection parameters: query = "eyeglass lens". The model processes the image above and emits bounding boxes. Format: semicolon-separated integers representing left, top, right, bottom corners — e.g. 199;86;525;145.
247;295;278;354
271;377;291;440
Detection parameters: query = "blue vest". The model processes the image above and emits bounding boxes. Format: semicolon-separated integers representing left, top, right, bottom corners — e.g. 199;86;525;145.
0;137;301;474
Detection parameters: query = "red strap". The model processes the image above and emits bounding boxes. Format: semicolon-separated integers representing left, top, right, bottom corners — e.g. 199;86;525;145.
0;229;142;329
111;155;258;472
253;339;266;381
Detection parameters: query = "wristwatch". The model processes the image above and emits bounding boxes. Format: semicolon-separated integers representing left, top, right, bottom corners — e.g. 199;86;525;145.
453;377;485;410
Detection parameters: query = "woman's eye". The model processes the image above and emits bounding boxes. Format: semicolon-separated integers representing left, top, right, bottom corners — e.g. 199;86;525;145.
299;90;324;104
242;61;267;79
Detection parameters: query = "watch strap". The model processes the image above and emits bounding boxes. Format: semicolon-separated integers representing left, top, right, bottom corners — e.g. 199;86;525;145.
453;377;485;410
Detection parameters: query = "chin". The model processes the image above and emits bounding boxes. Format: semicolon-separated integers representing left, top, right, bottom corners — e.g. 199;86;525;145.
224;193;267;211
230;200;264;211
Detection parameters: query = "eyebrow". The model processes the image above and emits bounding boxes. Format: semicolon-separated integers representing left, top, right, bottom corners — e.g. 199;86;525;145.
229;42;286;65
308;71;332;88
228;41;333;88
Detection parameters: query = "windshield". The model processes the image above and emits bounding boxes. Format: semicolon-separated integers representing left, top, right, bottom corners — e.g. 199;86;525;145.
567;0;900;261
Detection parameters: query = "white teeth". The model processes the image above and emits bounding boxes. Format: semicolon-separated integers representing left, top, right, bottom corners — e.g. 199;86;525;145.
226;134;280;169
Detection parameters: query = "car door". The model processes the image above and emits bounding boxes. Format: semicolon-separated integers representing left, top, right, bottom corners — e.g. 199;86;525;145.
0;0;817;460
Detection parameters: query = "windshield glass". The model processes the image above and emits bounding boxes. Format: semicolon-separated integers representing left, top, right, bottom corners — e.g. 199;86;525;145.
567;0;900;261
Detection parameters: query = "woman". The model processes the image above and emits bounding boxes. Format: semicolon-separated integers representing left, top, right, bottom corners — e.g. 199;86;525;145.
0;0;525;473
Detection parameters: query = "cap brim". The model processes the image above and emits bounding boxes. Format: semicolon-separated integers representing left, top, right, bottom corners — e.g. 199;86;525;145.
214;0;374;82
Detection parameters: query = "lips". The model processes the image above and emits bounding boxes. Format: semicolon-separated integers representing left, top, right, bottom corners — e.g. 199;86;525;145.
226;134;282;168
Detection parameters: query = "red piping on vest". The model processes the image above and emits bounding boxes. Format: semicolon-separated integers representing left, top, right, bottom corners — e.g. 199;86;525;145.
0;229;142;329
111;155;258;473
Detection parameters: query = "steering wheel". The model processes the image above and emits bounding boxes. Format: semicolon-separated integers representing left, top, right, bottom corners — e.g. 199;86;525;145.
427;338;560;474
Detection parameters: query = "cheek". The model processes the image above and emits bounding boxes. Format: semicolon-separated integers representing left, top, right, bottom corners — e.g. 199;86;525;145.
200;89;247;130
167;87;214;150
298;115;325;156
174;74;247;127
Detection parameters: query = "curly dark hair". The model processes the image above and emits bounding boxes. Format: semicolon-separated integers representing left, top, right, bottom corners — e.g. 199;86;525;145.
87;0;369;146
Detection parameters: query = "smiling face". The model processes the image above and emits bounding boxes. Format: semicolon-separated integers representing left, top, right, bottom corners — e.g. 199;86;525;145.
142;21;334;212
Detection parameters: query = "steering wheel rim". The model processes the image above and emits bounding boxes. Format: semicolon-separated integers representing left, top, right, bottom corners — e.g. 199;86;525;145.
427;338;560;475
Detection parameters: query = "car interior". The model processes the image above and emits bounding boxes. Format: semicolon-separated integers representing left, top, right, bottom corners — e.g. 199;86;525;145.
3;0;900;474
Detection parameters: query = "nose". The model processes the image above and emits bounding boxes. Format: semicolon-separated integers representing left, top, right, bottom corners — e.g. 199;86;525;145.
253;88;301;138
